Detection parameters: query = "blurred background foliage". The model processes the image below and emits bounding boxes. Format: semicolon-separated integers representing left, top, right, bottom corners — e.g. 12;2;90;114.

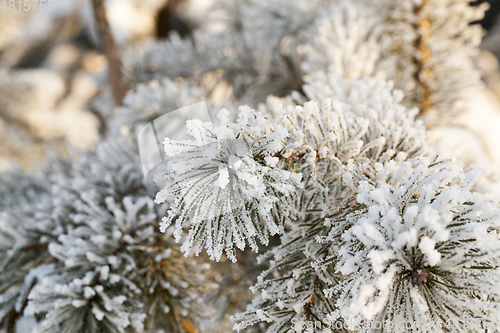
1;0;500;170
0;0;203;169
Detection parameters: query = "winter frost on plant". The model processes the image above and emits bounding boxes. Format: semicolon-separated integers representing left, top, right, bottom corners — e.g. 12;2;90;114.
2;0;500;332
228;75;428;332
233;157;500;333
326;158;500;332
154;106;302;262
0;143;212;333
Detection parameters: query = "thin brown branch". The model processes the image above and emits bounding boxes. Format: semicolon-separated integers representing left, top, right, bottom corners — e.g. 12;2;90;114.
393;274;409;286
92;0;126;106
19;243;49;252
413;0;432;115
156;0;190;38
0;243;48;254
255;151;326;164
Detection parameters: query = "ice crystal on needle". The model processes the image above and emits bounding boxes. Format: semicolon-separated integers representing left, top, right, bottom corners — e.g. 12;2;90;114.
154;106;302;262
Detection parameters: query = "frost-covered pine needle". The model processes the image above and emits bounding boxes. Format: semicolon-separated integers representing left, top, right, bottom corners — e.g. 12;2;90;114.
155;106;302;262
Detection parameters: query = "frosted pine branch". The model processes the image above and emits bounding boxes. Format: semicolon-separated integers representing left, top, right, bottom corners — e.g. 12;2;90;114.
269;76;428;213
231;76;433;332
321;158;500;331
0;142;213;333
154;107;302;262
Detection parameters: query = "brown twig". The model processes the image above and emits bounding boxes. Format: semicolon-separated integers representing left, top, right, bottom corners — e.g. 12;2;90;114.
91;0;126;106
19;243;48;252
393;263;434;288
156;0;190;38
413;0;432;115
0;243;48;254
255;151;325;164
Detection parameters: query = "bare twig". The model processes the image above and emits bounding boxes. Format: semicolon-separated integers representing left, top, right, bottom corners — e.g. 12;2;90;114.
92;0;126;106
413;0;432;115
0;242;48;254
156;0;189;38
19;243;49;252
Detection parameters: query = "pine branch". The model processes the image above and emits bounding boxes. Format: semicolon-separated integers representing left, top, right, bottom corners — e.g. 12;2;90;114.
91;0;126;107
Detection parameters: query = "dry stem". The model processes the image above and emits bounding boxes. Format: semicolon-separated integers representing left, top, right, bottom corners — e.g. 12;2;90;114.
413;0;432;115
92;0;126;106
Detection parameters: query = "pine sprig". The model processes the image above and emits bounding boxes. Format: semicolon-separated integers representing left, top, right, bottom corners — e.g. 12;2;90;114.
155;107;302;262
0;142;213;333
322;158;500;332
